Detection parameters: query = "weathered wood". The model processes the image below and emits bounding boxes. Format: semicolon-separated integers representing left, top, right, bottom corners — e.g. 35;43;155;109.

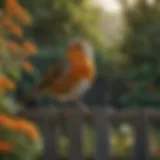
19;108;160;121
38;117;58;160
94;108;111;160
18;107;160;121
67;109;84;160
133;111;150;160
18;108;58;119
17;108;160;160
147;110;160;121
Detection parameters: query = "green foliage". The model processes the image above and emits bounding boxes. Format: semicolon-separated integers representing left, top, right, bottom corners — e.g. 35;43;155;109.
0;118;42;160
119;0;160;108
0;96;21;115
0;29;18;113
19;0;106;50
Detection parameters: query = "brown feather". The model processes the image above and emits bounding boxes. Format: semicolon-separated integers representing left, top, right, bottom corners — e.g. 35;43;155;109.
32;59;67;94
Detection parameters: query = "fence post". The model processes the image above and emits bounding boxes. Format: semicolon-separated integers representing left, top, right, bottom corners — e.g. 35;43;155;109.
133;110;150;160
94;108;111;160
38;116;58;160
67;109;84;160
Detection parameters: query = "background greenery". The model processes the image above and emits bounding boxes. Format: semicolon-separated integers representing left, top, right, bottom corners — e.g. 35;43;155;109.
118;0;160;108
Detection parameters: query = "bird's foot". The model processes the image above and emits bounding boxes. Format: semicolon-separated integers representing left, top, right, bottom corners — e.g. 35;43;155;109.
76;101;90;115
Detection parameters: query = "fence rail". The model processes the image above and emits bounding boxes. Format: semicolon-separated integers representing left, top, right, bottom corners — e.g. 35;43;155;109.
18;108;160;160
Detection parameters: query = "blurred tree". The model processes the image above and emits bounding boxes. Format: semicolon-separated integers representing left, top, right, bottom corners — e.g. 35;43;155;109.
118;0;160;108
19;0;106;49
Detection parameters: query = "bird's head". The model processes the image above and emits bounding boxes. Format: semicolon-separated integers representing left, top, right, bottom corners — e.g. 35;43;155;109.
66;39;94;63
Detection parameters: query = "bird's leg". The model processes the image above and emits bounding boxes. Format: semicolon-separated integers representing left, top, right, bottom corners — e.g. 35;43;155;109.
75;100;90;114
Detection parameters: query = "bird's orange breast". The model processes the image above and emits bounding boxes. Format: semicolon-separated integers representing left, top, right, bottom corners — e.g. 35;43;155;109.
50;59;95;99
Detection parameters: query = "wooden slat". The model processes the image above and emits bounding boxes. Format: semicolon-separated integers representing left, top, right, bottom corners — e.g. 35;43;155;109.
18;107;160;160
18;108;160;121
18;108;58;119
133;111;150;160
148;110;160;121
38;117;58;160
67;109;84;160
94;108;111;160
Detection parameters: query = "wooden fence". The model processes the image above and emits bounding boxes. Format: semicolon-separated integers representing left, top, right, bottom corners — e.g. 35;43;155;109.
18;108;160;160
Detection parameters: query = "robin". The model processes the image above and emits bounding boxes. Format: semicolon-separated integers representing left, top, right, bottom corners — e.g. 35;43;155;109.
32;39;96;111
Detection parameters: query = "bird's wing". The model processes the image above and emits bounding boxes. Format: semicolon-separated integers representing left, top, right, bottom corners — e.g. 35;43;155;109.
33;59;68;92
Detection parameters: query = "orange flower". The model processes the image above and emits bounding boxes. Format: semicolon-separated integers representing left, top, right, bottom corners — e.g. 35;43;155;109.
7;0;16;4
14;9;32;26
22;61;33;72
0;75;15;91
9;25;23;37
21;9;32;25
0;114;15;127
23;41;37;54
5;0;32;25
0;140;13;153
5;0;21;17
0;115;40;141
14;120;40;140
0;16;12;28
0;16;23;37
4;78;15;91
5;0;17;16
8;41;20;53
